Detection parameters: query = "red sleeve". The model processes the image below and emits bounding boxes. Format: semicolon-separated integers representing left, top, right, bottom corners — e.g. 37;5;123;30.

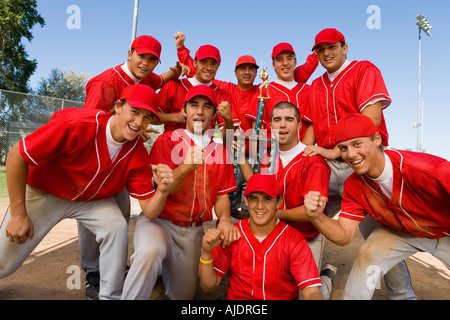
218;162;237;195
213;79;235;95
303;85;314;124
289;232;322;290
298;85;311;141
177;45;196;78
339;177;367;221
294;53;319;83
212;243;231;277
301;156;330;199
141;72;164;91
84;80;117;111
356;62;391;110
157;81;177;114
125;150;156;200
19;111;73;166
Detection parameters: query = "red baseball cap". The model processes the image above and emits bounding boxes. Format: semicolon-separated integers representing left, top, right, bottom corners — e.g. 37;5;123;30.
334;113;378;144
235;55;259;69
244;174;279;199
119;84;160;121
131;35;162;62
195;45;221;64
184;85;217;108
312;28;346;51
271;42;296;60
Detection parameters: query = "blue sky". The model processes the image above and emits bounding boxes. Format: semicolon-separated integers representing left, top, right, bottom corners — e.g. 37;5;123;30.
24;0;450;159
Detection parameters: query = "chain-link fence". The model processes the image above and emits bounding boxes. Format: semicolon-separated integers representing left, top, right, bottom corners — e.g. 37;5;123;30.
0;89;165;165
0;89;85;165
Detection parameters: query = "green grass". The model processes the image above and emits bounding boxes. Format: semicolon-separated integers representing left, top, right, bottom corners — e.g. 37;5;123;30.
0;166;8;198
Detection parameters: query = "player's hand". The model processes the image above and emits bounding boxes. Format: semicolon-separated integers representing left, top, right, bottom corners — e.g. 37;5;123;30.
169;61;191;78
304;191;327;221
202;228;224;253
173;110;187;124
183;146;204;170
152;164;174;193
217;218;241;248
217;101;232;122
140;127;160;143
5;210;34;244
303;145;340;160
174;31;186;49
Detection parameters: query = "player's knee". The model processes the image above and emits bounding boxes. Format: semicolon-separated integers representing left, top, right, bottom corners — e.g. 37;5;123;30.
131;244;166;273
96;216;128;243
357;241;381;267
135;243;166;262
0;259;18;279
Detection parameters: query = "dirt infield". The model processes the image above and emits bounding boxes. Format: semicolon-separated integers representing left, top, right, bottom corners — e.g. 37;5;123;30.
0;199;449;300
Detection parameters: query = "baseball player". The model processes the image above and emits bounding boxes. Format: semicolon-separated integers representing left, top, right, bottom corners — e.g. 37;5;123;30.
245;42;317;141
80;34;188;299
299;28;416;299
0;84;174;300
175;32;318;134
304;113;450;300
237;101;335;299
198;173;324;300
174;32;318;218
156;39;239;139
84;35;188;112
121;85;240;300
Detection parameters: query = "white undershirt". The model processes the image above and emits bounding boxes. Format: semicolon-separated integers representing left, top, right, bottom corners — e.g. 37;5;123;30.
368;153;393;199
279;141;306;166
121;63;142;84
106;118;126;162
188;77;212;87
255;219;280;242
275;79;297;90
327;59;351;83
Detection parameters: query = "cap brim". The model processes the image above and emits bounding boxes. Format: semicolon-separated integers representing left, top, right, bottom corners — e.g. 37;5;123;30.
312;39;341;51
126;99;161;122
244;187;278;198
195;55;220;64
134;47;161;62
235;62;259;69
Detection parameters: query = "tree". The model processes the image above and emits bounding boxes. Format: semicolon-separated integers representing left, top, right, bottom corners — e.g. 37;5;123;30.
0;0;45;93
36;68;89;102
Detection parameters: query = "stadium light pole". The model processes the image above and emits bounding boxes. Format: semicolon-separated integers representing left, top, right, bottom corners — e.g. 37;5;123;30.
131;0;140;43
415;14;432;153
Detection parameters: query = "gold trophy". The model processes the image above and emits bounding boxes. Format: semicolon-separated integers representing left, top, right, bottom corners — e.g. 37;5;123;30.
233;64;277;175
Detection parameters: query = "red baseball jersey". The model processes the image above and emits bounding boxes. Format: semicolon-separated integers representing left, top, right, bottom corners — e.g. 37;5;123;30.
148;129;237;224
157;78;239;132
304;60;391;149
276;152;331;240
19;108;155;201
213;80;260;133
84;64;164;111
177;45;318;84
246;82;311;140
177;45;317;138
212;218;322;300
340;150;450;239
